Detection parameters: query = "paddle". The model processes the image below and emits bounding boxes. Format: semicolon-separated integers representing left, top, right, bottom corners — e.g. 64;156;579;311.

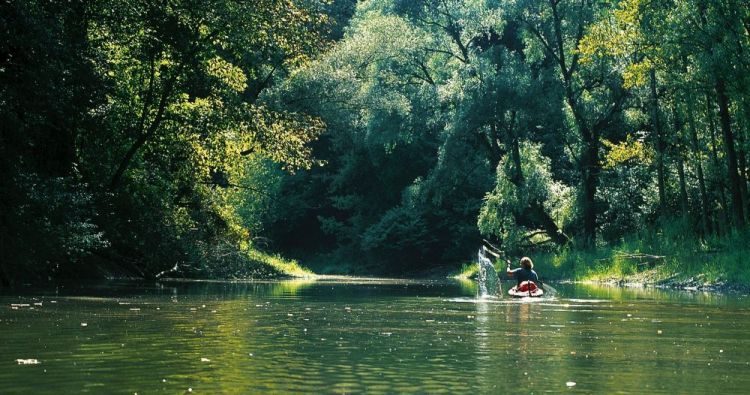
536;277;546;292
482;239;504;257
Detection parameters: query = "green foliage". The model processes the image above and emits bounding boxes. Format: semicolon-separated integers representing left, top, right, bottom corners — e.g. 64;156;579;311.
538;221;750;286
3;0;750;283
4;172;109;279
478;142;573;251
193;245;313;279
0;0;334;283
257;0;750;278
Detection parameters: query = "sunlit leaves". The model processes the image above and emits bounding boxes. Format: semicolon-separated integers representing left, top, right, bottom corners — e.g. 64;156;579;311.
207;57;247;92
478;143;571;250
602;136;653;169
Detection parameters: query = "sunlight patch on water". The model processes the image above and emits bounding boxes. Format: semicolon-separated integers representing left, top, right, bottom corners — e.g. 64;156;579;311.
563;299;611;303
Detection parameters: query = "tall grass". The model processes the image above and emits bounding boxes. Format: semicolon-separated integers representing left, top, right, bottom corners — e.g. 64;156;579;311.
451;261;480;279
534;220;750;286
246;249;315;278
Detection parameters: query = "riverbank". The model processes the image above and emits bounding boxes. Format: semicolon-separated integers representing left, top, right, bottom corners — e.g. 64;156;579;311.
454;229;750;293
86;248;313;283
452;260;750;293
164;248;314;280
541;229;750;293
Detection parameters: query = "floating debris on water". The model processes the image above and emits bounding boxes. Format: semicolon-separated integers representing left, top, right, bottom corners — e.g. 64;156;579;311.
16;359;40;365
200;358;210;362
81;323;88;327
566;381;576;387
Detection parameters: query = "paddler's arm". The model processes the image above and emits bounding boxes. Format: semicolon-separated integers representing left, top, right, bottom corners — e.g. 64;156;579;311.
506;261;514;278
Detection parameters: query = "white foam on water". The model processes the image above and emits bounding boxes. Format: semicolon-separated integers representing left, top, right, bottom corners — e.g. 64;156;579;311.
476;249;501;298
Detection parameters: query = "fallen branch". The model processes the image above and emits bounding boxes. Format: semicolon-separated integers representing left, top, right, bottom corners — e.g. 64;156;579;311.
596;252;666;261
615;253;666;260
155;263;181;279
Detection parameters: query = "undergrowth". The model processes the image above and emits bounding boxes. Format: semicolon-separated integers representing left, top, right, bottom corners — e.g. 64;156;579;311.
532;221;750;285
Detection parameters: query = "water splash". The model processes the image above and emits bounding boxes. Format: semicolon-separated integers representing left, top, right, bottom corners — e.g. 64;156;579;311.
477;248;501;298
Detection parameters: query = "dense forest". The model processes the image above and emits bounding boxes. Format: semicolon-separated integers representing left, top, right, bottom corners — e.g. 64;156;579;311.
2;0;749;283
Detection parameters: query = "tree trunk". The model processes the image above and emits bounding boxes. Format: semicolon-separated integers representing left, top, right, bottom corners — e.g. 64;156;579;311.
715;78;745;227
650;68;667;214
707;92;731;233
522;204;571;245
673;106;690;222
547;0;598;246
510;113;523;184
677;156;689;221
109;67;180;190
687;99;712;235
738;98;750;221
738;126;749;222
581;125;598;246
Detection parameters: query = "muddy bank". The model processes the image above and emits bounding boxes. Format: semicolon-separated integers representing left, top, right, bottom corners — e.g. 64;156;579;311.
577;268;750;294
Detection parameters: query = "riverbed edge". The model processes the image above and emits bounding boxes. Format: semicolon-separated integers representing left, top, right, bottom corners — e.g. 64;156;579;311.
449;262;750;294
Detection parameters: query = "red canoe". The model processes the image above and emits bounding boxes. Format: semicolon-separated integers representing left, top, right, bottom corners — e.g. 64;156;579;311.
508;281;544;297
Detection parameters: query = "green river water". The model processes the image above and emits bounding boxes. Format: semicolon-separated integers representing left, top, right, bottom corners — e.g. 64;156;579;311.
1;278;749;394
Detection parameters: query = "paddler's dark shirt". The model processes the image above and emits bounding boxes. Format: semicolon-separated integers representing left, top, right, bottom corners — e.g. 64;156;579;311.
509;268;538;286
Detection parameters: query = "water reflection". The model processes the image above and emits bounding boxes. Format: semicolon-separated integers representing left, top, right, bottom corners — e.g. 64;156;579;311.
1;279;749;393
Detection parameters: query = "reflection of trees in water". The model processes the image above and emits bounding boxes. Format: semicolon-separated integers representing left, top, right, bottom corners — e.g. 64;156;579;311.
163;280;326;391
561;283;733;305
168;279;318;298
474;301;542;392
474;299;493;392
505;302;534;382
456;278;477;295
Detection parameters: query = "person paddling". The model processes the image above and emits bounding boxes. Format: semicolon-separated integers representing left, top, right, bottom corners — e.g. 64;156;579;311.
506;257;542;291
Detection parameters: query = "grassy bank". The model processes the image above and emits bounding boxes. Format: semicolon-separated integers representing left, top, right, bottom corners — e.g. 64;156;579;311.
542;226;750;289
452;262;481;280
455;225;750;290
180;247;315;280
246;249;315;278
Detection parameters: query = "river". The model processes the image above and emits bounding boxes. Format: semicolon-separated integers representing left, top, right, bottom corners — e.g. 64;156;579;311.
1;278;749;393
